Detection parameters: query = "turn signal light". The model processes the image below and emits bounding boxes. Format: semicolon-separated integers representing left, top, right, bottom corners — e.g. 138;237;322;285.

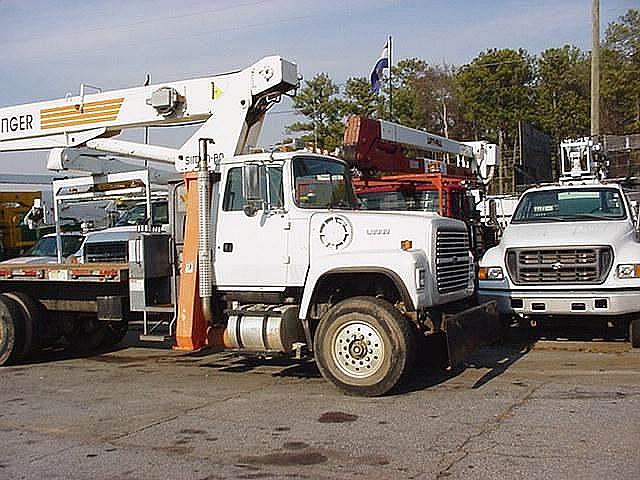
401;240;412;250
616;263;640;278
478;266;503;280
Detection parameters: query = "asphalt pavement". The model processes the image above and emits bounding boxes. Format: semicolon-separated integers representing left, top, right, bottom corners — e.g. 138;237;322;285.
0;326;639;480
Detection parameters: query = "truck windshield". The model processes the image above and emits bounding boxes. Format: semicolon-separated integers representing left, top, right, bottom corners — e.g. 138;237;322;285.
512;188;627;223
293;157;355;209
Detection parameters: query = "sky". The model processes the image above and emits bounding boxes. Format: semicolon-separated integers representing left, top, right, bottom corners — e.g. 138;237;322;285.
0;0;637;176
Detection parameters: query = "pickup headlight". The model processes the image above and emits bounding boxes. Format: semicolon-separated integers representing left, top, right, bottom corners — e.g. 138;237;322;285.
478;266;503;280
415;267;426;289
616;264;640;278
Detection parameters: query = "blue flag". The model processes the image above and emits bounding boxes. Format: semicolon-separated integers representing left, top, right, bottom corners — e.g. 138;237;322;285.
370;41;389;94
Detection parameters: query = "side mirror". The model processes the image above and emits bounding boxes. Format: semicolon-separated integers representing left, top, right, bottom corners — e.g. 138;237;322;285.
242;164;263;217
243;164;262;201
488;199;498;225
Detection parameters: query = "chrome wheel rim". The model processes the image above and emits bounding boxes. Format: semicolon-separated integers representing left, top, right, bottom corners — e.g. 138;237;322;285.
331;321;385;379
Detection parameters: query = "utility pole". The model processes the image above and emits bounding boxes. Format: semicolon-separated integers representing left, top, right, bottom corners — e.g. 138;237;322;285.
591;0;600;137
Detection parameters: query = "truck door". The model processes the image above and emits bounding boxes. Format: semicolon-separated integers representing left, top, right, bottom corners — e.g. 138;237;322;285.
214;165;289;288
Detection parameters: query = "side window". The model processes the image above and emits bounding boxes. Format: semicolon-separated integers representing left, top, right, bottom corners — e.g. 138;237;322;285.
222;166;284;211
222;168;245;211
267;167;284;209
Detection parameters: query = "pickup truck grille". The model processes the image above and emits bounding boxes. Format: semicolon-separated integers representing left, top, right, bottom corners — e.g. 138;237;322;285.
436;229;471;294
85;241;128;263
506;247;613;284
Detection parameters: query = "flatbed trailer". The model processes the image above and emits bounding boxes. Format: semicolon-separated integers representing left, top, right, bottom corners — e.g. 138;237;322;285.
0;261;131;364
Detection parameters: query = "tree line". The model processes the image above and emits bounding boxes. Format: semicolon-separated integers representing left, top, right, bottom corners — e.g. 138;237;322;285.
287;8;639;191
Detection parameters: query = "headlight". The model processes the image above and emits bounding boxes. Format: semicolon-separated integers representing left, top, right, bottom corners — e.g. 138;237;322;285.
478;266;503;280
616;264;640;278
415;268;426;289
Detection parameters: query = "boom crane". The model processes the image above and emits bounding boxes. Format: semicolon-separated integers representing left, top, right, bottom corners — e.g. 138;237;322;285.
0;58;501;397
0;56;298;169
344;116;501;255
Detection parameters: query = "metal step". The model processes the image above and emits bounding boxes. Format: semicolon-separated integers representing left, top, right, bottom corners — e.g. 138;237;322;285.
139;334;171;342
141;305;175;313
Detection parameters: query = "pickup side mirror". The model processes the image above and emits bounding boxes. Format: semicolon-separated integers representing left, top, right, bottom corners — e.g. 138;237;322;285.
242;164;263;217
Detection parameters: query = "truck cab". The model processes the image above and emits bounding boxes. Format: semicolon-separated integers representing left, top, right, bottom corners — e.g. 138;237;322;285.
206;152;475;308
478;181;640;346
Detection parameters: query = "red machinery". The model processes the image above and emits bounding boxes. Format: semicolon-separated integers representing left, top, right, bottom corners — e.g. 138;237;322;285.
343;115;500;254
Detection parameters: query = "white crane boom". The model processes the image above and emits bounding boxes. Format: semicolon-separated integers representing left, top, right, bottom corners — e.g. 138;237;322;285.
0;56;298;172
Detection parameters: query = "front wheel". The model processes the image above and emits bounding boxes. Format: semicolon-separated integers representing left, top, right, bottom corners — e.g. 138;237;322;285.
314;296;415;397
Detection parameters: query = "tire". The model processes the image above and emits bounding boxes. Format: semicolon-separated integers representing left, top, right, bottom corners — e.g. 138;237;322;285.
0;295;26;366
630;318;640;349
2;292;42;358
62;314;108;354
314;296;415;397
101;320;129;348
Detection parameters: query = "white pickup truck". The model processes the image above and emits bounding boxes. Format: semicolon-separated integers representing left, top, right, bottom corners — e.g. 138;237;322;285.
478;181;640;347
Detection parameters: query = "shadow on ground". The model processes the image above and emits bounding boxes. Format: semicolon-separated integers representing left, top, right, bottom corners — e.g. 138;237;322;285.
10;321;632;396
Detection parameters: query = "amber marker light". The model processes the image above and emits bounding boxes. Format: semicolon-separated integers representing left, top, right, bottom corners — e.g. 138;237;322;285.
401;240;413;250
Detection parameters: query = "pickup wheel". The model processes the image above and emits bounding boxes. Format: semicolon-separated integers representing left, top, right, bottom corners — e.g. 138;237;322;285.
314;296;415;397
0;295;26;366
63;315;107;354
630;318;640;348
101;320;129;348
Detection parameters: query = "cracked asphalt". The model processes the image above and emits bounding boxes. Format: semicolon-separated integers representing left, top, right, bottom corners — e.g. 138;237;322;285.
1;327;639;480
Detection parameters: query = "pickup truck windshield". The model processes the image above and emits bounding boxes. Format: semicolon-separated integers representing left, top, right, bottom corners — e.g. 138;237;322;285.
26;235;85;257
512;188;627;223
116;202;168;226
293;157;356;209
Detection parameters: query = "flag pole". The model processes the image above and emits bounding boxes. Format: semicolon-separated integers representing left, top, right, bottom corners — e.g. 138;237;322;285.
388;35;393;121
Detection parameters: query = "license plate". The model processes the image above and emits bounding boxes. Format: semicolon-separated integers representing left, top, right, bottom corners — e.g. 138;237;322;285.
48;270;69;281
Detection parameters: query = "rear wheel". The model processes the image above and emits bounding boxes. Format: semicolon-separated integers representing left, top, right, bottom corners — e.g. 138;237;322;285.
0;295;26;366
314;296;415;397
2;292;42;358
630;318;640;348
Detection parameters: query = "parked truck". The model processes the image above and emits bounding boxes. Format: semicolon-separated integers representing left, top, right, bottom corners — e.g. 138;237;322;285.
478;138;640;347
0;56;499;396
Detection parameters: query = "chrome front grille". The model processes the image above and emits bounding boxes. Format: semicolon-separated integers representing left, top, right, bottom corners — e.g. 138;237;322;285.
85;241;128;263
506;247;613;284
436;229;471;294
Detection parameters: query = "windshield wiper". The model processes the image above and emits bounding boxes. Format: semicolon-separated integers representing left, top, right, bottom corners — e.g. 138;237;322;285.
562;214;618;221
518;216;570;223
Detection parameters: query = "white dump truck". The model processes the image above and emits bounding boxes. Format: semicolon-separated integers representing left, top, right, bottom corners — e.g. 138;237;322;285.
479;138;640;347
0;56;498;396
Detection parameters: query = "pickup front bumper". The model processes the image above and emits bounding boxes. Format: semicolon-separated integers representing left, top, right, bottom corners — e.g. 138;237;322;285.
478;288;640;316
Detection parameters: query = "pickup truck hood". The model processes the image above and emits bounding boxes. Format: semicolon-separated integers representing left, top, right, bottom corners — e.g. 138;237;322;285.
500;220;634;248
83;226;137;244
0;256;59;265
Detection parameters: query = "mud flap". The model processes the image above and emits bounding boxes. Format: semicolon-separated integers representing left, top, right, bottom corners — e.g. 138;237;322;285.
442;300;499;368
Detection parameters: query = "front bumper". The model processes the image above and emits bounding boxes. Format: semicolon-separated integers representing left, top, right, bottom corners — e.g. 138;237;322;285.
478;287;640;316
